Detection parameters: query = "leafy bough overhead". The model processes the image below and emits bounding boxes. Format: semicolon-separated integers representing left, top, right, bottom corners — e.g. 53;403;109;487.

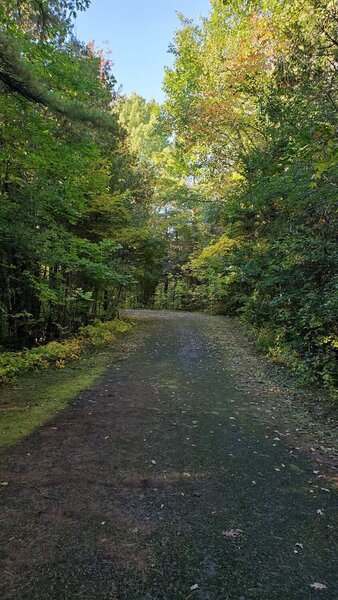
0;32;119;133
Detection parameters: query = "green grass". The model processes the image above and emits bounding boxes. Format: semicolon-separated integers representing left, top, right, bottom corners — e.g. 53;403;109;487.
0;348;110;449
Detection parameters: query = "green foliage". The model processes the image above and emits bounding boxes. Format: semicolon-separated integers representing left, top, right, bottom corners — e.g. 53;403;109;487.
1;0;337;396
79;319;132;344
0;2;155;348
117;93;168;162
115;93;202;307
0;32;119;132
154;276;194;311
161;0;338;392
0;319;132;382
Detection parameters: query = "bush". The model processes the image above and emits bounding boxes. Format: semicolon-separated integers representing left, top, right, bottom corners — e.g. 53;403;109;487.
0;320;132;382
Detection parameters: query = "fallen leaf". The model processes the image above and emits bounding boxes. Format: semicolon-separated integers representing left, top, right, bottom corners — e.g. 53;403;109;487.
190;584;199;591
151;460;157;465
310;582;327;590
222;529;242;538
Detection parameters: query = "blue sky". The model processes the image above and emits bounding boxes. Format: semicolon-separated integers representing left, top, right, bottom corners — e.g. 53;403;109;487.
75;0;210;102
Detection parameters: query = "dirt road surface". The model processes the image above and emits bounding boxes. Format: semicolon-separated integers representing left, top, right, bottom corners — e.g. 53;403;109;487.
0;311;337;599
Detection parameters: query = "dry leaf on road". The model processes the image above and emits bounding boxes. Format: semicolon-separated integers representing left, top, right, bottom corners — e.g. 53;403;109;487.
222;528;242;538
310;582;327;590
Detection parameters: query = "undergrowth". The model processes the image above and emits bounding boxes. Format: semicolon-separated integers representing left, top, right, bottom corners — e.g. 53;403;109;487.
0;319;132;382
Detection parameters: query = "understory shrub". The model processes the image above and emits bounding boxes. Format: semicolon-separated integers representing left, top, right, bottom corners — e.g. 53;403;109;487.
0;319;132;382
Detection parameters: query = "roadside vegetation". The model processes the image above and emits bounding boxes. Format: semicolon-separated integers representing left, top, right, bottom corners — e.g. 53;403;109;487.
0;345;110;448
156;0;338;393
0;0;337;395
0;319;131;382
0;318;133;447
0;1;161;353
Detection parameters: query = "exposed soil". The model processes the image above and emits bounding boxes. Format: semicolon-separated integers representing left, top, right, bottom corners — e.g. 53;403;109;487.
0;311;337;599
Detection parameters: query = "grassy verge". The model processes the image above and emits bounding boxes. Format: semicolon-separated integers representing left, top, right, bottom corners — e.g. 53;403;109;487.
206;315;338;467
0;320;133;449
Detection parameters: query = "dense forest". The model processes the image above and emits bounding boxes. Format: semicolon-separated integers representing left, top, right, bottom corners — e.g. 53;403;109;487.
0;0;337;391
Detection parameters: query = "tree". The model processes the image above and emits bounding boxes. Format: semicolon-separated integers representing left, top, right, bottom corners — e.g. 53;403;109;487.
162;0;338;390
0;1;155;346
